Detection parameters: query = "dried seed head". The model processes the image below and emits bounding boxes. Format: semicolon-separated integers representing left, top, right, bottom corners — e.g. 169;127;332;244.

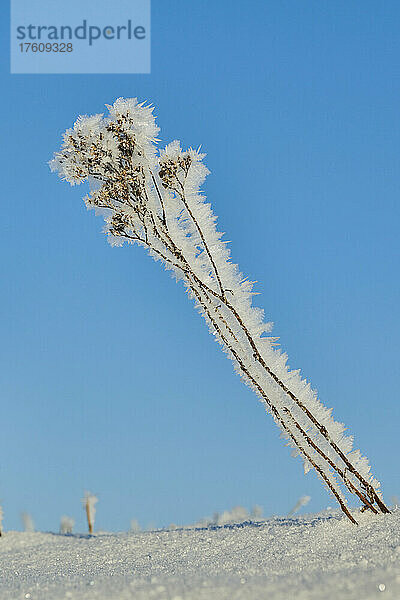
159;158;179;189
158;153;192;189
109;212;132;236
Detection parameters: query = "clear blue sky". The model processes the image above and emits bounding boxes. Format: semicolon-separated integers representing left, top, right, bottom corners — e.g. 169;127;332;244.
1;0;399;532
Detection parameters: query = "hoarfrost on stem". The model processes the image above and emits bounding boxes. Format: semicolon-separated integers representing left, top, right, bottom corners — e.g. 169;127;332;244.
50;98;390;523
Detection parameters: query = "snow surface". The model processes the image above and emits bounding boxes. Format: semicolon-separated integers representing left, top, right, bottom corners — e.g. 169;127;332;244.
1;509;399;599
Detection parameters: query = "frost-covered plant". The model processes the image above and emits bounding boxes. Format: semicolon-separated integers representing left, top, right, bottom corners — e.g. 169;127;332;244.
21;512;34;532
251;505;263;520
60;515;75;534
288;495;311;516
217;506;250;526
130;518;141;533
196;505;262;527
82;491;98;534
50;98;390;524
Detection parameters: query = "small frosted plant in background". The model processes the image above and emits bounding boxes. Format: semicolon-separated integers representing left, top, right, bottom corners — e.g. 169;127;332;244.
21;512;34;532
251;505;263;520
50;98;390;524
196;505;262;527
130;519;141;533
82;492;98;534
0;505;3;536
60;515;75;534
217;506;250;526
288;495;311;517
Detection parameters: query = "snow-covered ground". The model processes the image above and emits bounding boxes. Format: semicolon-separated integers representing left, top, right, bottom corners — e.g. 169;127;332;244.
1;509;399;599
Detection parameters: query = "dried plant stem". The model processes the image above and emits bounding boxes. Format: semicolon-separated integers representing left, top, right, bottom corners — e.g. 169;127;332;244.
51;101;390;525
86;500;93;534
